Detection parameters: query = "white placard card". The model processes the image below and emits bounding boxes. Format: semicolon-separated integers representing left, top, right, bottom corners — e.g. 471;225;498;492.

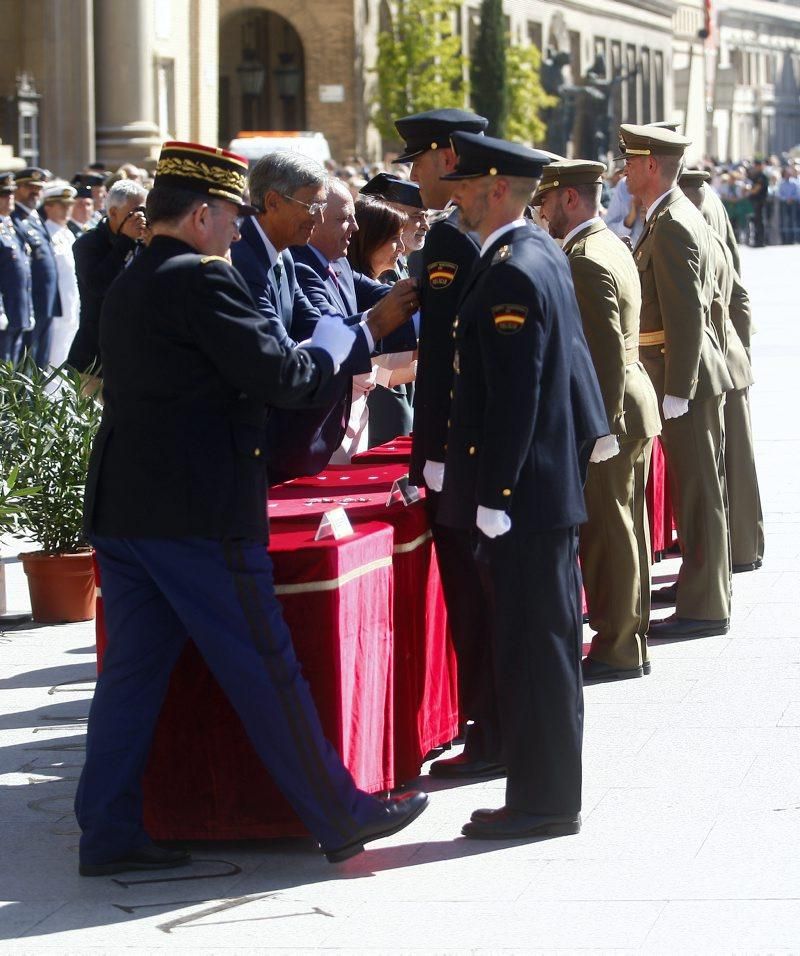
314;506;354;541
385;475;421;507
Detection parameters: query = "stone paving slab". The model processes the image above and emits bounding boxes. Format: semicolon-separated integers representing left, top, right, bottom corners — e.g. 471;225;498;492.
1;245;799;953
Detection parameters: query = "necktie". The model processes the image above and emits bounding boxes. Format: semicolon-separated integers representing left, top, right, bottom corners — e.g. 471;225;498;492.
327;263;340;288
273;258;283;292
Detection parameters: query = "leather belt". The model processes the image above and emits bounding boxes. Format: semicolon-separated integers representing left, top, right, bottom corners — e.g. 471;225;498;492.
639;330;665;347
625;346;640;365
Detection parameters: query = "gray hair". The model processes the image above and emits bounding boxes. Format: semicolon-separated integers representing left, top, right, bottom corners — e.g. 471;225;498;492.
248;150;326;211
325;176;354;202
106;178;147;209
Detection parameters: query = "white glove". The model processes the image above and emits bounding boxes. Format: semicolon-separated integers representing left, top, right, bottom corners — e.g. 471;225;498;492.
590;434;620;463
0;312;7;332
423;460;445;492
663;394;690;420
476;505;512;538
309;315;356;370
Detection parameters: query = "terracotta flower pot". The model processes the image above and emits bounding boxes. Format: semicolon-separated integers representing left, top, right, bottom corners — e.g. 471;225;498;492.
20;550;96;624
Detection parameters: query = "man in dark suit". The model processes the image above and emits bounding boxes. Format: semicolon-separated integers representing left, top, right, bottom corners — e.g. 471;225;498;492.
231;152;417;482
75;140;427;878
394;108;504;779
438;132;607;840
0;172;33;364
67;179;148;388
11;167;60;366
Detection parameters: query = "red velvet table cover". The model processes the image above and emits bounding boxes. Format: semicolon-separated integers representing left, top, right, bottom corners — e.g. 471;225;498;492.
269;463;459;783
351;434;414;464
95;522;397;840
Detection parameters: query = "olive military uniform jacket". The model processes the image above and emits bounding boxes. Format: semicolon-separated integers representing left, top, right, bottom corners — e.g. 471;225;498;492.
701;184;741;277
563;220;660;440
634;188;732;403
709;231;754;391
84;236;336;544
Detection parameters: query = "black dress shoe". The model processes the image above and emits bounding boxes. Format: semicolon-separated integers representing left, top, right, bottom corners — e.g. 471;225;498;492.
733;559;762;573
648;614;729;639
642;659;652;676
428;753;506;779
325;791;428;863
651;583;677;604
79;842;191;877
462;807;581;839
581;657;644;684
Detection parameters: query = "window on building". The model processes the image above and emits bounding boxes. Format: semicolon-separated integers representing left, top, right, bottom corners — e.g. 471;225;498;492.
626;44;637;121
654;50;664;118
641;47;651;124
527;21;542;51
611;40;622;125
569;30;581;80
156;58;176;140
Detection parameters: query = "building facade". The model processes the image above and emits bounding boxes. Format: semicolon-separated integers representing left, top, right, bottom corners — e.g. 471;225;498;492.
0;0;797;174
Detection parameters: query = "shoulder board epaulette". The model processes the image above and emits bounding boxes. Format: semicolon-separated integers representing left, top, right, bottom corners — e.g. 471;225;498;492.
200;255;230;266
491;244;513;265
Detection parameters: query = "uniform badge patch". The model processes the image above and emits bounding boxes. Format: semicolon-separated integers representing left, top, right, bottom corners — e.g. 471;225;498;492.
492;303;528;334
491;244;512;265
427;261;458;289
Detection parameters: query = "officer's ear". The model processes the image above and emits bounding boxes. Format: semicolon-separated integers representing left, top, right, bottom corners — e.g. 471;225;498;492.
263;190;282;213
439;148;458;175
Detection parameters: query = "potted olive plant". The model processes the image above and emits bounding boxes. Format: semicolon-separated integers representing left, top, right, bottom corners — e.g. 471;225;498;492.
0;357;102;622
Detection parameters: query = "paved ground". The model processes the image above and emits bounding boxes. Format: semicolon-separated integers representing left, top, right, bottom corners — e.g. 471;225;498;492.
1;244;799;953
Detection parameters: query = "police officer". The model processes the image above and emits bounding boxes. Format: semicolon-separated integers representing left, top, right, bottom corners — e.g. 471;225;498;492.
620;124;733;638
393;108;505;778
436;132;606;839
534;160;662;683
75;140;427;877
679;168;764;573
0;173;33;363
11;167;60;367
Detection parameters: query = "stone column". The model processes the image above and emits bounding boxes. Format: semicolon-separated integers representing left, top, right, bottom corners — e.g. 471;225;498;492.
94;0;162;166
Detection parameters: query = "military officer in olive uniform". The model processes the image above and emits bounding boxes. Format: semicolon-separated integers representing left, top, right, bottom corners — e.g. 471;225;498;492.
621;124;733;639
679;168;764;573
436;132;607;839
0;173;33;364
534;160;661;683
393;108;506;778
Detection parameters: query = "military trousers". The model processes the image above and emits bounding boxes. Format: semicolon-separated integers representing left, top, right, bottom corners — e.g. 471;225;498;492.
426;494;501;762
476;525;583;816
581;436;653;670
660;395;731;620
724;387;764;566
75;536;385;866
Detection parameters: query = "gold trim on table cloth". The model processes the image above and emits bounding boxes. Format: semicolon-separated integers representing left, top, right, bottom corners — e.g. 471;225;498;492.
273;556;393;595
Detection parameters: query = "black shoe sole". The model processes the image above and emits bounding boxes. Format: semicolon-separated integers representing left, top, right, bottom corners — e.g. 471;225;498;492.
325;795;429;863
583;666;644;684
79;855;191;877
462;818;581;840
643;660;652;675
649;623;729;639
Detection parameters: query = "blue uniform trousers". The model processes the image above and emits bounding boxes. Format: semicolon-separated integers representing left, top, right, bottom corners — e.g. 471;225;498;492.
75;536;383;865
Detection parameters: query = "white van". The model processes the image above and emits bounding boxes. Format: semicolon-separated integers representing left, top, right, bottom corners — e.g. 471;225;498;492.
228;131;332;167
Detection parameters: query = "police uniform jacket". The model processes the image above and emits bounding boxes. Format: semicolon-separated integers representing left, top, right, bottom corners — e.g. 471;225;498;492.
410;207;480;486
0;215;33;331
635;188;732;402
564;220;660;439
84;236;337;543
11;207;60;323
438;222;607;532
67;218;139;374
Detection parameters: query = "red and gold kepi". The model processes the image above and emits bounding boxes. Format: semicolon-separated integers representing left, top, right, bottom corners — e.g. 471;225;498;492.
153;140;257;214
427;260;458;288
492;303;528;335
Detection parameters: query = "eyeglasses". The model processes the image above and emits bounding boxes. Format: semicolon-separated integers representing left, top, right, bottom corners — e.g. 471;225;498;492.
278;193;327;217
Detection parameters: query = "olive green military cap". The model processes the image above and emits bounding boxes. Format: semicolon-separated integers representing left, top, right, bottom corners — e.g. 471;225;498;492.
619;123;691;157
678;168;711;186
531;159;606;206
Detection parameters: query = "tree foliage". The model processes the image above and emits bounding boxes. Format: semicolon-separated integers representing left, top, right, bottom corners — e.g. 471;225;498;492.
374;0;466;142
471;0;507;136
504;43;558;145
